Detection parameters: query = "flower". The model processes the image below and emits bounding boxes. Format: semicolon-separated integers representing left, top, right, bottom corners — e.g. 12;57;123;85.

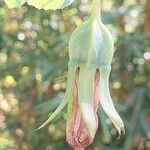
35;1;125;149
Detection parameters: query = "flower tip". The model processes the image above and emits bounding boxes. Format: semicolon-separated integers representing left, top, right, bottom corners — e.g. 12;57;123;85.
117;127;125;140
34;126;42;131
34;124;45;131
34;128;39;132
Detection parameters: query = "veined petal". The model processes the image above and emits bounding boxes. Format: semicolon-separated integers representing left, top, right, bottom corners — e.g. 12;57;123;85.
66;67;93;150
78;67;98;138
35;67;76;130
99;66;125;136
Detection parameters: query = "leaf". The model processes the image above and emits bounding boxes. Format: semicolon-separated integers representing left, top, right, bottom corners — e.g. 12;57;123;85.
4;0;75;10
4;0;26;8
27;0;74;10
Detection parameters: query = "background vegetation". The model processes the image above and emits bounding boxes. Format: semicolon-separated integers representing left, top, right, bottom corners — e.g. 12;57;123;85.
0;0;150;149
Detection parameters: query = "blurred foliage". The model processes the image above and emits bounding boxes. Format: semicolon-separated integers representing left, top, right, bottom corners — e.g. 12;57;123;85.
0;0;150;150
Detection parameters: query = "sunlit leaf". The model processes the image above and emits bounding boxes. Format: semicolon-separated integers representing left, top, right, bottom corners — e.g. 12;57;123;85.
27;0;74;10
4;0;75;10
4;0;26;8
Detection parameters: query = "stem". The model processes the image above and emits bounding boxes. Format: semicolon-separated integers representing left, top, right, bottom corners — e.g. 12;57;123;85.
91;0;101;20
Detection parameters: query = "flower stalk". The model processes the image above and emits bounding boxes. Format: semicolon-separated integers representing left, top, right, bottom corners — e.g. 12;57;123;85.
92;0;101;20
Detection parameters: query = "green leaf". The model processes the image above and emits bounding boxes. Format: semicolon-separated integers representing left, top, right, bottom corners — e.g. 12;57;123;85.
4;0;75;10
4;0;26;8
27;0;74;10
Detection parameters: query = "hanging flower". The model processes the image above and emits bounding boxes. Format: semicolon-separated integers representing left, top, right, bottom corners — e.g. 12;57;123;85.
36;0;125;149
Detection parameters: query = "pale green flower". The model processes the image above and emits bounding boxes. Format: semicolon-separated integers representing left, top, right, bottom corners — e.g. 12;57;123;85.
36;1;125;149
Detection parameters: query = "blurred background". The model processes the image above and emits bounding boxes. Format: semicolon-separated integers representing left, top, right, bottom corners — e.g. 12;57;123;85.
0;0;150;149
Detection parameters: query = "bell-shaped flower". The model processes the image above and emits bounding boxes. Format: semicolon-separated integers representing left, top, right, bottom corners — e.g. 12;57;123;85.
36;0;125;149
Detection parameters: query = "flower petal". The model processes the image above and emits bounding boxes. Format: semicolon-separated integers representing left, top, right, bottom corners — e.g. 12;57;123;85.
99;66;125;136
78;67;98;138
66;67;93;150
35;67;76;131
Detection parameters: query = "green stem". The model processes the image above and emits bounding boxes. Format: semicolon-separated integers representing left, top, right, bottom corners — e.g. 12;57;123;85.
91;0;101;20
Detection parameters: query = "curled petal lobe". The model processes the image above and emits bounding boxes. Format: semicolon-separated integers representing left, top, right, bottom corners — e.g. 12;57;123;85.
35;67;76;130
98;66;125;136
